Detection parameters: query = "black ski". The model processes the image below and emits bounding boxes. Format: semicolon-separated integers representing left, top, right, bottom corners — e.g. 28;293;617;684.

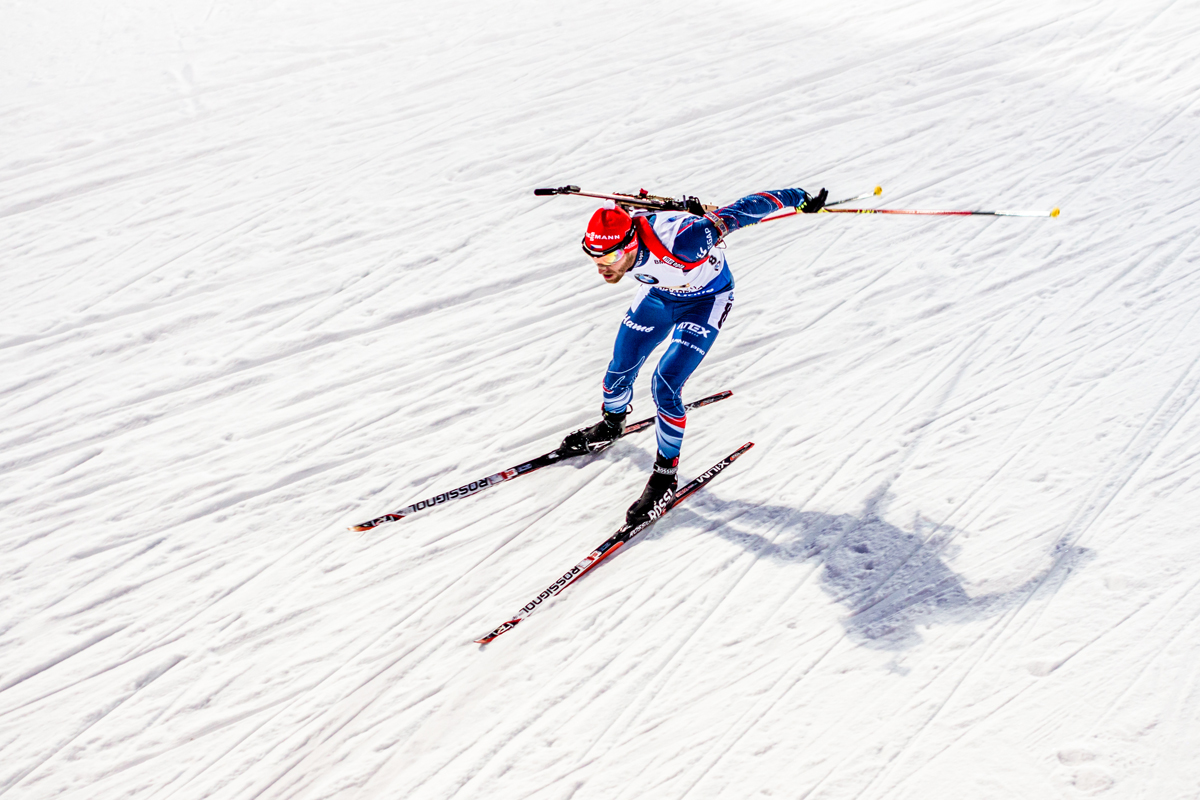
475;441;754;644
348;390;733;531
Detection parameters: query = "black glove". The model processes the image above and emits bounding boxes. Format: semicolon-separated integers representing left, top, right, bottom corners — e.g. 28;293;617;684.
800;187;828;213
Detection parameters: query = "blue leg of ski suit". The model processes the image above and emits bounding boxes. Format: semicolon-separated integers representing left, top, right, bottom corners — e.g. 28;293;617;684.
602;286;734;461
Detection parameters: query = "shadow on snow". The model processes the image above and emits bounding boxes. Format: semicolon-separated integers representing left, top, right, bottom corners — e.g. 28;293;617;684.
662;487;1093;651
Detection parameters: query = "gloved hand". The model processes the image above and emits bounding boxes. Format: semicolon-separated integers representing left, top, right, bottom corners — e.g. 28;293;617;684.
800;187;828;213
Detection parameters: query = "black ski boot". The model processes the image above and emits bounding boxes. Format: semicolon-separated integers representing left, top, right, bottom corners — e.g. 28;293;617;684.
559;406;629;456
626;453;678;526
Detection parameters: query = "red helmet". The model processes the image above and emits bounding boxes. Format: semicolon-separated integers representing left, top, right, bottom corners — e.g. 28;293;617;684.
582;201;636;257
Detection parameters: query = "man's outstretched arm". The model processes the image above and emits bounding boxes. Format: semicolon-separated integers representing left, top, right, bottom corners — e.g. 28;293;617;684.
674;188;821;259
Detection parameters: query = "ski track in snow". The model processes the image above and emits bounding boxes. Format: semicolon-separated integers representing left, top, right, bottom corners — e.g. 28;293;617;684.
3;1;1200;798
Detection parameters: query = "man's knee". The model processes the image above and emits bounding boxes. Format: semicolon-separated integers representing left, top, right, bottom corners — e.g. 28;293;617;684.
651;369;685;415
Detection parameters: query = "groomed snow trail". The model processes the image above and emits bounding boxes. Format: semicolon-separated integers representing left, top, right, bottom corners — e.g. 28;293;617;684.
3;2;1200;798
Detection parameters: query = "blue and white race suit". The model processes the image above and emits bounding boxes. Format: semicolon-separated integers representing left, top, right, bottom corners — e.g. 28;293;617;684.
602;188;811;460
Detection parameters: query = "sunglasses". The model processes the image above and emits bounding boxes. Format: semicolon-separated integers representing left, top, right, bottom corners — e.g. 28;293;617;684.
581;225;636;263
590;247;629;267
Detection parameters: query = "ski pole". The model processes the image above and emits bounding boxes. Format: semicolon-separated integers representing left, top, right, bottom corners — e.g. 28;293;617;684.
762;195;1059;224
818;206;1060;217
760;186;881;223
826;185;883;207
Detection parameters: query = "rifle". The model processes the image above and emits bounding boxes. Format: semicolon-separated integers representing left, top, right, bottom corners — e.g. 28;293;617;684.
532;185;882;216
533;185;717;214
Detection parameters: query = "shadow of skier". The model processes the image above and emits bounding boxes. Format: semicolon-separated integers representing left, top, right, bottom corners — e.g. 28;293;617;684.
662;490;1093;650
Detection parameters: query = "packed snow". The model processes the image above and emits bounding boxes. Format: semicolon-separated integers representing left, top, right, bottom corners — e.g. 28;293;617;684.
3;2;1200;798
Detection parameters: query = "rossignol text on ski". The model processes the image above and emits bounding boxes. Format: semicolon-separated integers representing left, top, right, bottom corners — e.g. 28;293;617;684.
475;441;754;644
348;390;732;531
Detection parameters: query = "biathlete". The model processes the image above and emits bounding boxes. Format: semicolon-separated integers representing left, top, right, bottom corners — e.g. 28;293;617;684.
561;186;828;525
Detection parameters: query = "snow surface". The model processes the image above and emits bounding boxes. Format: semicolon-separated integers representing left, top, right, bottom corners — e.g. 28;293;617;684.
3;1;1200;797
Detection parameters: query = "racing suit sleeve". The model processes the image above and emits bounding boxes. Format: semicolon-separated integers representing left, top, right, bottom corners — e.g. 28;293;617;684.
671;188;813;261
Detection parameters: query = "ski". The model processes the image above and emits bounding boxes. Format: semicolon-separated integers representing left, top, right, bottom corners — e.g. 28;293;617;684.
474;441;755;645
348;390;733;531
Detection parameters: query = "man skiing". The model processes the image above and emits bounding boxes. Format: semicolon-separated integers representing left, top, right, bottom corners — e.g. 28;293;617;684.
560;186;828;525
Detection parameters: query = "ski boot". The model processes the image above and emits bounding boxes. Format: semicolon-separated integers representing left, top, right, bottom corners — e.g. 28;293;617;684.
559;406;629;456
626;452;678;526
